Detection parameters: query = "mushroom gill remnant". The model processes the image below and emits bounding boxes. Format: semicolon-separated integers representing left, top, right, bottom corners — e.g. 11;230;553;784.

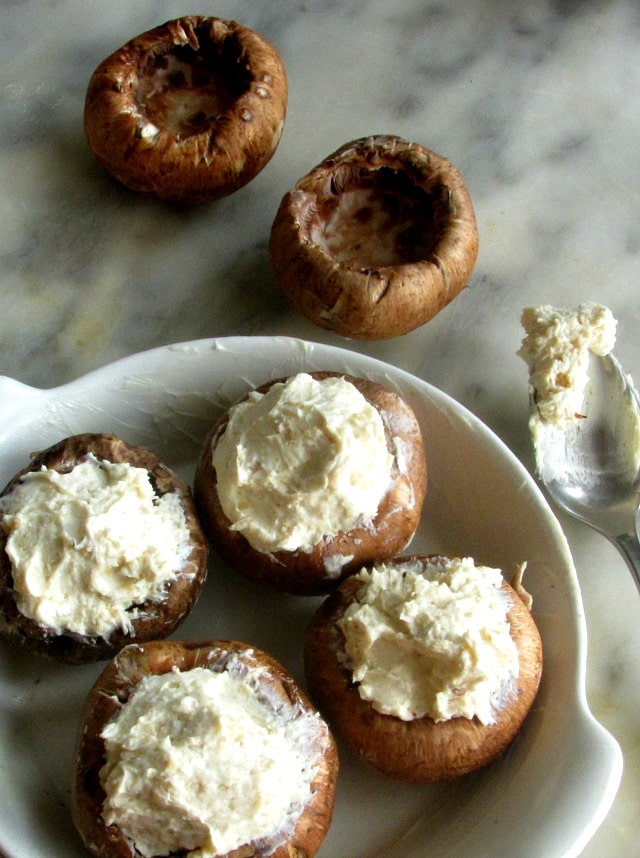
313;166;444;269
134;29;251;139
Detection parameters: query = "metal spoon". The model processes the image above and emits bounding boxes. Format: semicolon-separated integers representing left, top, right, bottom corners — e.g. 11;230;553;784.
530;351;640;592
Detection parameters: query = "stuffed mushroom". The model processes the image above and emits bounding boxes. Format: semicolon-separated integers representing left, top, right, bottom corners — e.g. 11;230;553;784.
72;639;338;858
194;372;427;595
0;433;208;663
304;555;543;781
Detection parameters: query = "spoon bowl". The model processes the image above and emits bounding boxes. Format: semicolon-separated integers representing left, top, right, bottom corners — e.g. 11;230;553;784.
531;351;640;591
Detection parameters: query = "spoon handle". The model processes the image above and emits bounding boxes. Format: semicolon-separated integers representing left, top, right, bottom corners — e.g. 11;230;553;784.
613;533;640;594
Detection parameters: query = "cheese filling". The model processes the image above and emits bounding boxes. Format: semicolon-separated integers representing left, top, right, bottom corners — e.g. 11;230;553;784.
519;302;640;478
100;660;324;858
0;455;192;637
338;557;519;724
518;302;617;427
212;373;393;553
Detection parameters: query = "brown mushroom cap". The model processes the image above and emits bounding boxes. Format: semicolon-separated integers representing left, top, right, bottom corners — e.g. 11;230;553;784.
84;16;288;202
72;639;338;858
193;372;427;595
269;135;479;339
0;433;208;663
304;556;543;782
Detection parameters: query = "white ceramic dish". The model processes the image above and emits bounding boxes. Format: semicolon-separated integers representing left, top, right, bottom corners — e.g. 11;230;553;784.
0;336;622;858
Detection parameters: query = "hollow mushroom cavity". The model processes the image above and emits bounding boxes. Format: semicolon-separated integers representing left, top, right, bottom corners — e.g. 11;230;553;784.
269;135;479;339
84;16;288;202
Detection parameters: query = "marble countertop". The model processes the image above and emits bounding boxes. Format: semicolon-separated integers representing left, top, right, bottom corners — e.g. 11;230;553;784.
1;1;639;856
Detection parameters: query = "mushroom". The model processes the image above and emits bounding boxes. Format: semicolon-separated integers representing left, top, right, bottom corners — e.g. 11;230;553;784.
84;16;288;202
0;433;208;663
72;639;338;858
304;556;543;781
193;372;427;595
269;135;479;339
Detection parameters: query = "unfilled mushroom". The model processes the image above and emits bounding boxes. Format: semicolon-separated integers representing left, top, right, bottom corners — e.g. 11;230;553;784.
84;16;288;202
269;135;479;339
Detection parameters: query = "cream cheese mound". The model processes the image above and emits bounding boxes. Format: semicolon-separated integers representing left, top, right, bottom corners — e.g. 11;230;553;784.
0;455;192;637
100;661;324;858
212;373;393;553
518;302;617;427
338;557;519;724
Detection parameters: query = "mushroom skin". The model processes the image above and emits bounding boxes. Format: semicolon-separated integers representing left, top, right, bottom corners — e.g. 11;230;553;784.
72;639;339;858
0;433;208;663
304;556;543;782
84;16;288;202
269;135;479;339
193;373;427;596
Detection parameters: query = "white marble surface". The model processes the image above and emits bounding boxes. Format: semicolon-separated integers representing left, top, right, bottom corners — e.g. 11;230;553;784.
0;0;639;855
